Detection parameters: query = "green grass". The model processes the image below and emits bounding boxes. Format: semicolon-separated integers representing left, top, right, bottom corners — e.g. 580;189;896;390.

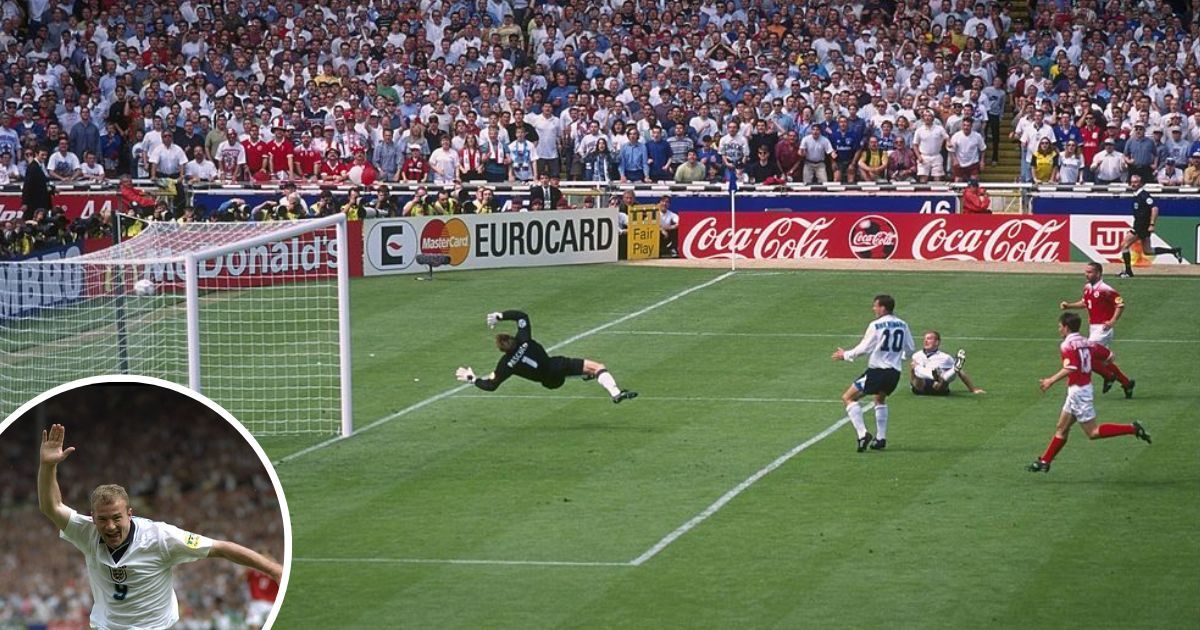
261;265;1200;629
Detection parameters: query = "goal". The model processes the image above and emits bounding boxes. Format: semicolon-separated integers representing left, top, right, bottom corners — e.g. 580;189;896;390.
0;215;352;436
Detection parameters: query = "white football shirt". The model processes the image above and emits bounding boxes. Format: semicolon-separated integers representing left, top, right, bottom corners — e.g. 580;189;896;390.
59;509;213;630
912;349;954;380
843;314;914;371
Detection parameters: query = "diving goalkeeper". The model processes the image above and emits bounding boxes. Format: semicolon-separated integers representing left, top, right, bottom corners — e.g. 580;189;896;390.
456;310;638;403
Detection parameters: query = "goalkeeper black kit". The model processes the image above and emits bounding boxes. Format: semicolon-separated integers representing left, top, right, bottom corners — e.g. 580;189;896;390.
473;310;585;391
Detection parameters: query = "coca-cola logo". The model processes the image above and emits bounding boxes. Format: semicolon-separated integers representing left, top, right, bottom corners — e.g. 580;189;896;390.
680;216;833;260
848;215;898;259
912;218;1067;262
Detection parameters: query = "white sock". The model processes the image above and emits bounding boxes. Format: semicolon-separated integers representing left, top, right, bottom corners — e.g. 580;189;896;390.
875;404;889;440
940;368;959;384
597;371;621;397
846;403;867;438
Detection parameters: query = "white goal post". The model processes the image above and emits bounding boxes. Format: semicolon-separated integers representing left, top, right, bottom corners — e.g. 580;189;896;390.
0;215;352;436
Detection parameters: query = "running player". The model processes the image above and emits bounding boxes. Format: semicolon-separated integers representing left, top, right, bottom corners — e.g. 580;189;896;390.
832;294;914;452
1027;312;1151;473
1116;174;1183;277
910;331;985;395
37;424;284;630
457;310;638;403
1059;262;1135;398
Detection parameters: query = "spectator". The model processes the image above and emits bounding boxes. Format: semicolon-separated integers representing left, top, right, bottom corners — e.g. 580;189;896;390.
67;108;101;165
507;125;538;183
856;136;889;184
0;151;19;185
1051;112;1082;151
1156;158;1184;186
645;127;673;182
1030;138;1059;185
1123;123;1157;182
214;126;247;183
828;116;861;183
618;127;648;183
480;126;511;183
962;178;992;214
1056;142;1085;185
78;151;105;182
148;134;188;181
1078;113;1103;183
797;125;835;184
1162;127;1191;166
400;146;430;183
672;150;706;184
746;145;782;183
887;136;919;182
1091;139;1128;185
948;119;987;182
529;174;563;210
293;132;322;182
46;138;80;182
912;109;949;183
529;103;562;178
427;136;460;185
584;138;618;184
1183;153;1200;187
667;124;694;169
458;134;485;182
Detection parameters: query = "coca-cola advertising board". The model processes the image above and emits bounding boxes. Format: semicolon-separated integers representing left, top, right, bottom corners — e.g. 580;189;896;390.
0;192;120;223
679;212;1070;262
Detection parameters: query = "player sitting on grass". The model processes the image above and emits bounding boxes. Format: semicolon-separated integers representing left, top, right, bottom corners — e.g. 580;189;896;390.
910;331;985;395
456;310;638;403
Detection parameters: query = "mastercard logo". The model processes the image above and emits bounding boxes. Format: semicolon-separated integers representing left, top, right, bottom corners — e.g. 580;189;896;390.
420;218;470;265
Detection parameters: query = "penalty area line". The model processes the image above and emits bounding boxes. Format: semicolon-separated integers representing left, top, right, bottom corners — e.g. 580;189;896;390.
274;271;736;465
453;394;843;404
294;556;630;568
628;405;868;566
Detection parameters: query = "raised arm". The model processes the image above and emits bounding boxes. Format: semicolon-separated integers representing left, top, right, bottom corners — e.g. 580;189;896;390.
208;540;283;583
37;423;76;530
488;310;532;341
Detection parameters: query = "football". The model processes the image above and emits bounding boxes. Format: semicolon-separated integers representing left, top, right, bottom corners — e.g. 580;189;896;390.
133;279;156;296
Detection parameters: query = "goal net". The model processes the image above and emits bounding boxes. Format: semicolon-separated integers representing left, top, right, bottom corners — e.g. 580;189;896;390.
0;215;352;436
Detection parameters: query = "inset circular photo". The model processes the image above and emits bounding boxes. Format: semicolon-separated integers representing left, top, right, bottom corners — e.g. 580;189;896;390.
0;376;290;630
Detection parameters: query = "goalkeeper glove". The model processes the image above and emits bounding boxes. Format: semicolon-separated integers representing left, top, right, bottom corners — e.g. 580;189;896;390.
486;312;504;329
455;366;476;383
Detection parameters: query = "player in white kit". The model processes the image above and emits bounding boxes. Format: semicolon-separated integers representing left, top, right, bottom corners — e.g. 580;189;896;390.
37;424;284;630
910;331;985;395
832;294;915;452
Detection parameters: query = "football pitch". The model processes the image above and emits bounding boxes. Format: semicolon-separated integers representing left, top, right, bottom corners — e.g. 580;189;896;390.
260;264;1200;629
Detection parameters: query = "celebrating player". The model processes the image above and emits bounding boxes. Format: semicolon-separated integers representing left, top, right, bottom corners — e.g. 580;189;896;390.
37;424;284;630
910;331;985;395
1116;174;1183;278
1027;312;1151;473
1058;262;1135;398
456;310;638;403
832;294;914;452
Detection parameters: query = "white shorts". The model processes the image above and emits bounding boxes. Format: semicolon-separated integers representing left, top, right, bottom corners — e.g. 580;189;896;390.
247;599;275;626
1088;324;1113;347
916;153;945;177
1062;384;1097;422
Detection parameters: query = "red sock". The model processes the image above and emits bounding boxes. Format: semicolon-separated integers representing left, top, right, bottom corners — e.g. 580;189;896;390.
1092;362;1114;380
1108;364;1131;387
1097;423;1135;438
1041;435;1067;463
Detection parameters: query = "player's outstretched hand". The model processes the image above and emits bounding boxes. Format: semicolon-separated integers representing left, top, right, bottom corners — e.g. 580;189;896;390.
1058;301;1069;310
831;348;846;361
40;424;76;465
486;312;503;329
456;366;476;383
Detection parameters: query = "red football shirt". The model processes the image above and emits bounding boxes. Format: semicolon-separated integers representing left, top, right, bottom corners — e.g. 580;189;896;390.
243;139;270;174
267;139;295;174
246;569;279;602
294;144;322;178
1082;280;1123;324
1060;333;1112;386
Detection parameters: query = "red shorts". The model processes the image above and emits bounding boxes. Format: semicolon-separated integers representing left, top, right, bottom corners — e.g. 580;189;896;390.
952;163;981;180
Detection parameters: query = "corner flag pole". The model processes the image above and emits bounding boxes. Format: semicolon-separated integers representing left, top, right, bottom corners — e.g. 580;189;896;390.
728;170;737;271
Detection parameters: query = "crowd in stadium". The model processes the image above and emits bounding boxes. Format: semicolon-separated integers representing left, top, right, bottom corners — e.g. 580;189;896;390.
0;0;1197;260
0;390;284;628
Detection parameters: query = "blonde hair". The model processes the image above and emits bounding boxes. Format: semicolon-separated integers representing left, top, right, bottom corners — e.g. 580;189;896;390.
90;484;130;510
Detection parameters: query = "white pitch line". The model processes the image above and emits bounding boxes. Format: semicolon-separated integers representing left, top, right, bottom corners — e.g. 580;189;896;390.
602;330;1199;344
454;394;842;404
294;557;630;568
629;406;866;566
275;271;736;465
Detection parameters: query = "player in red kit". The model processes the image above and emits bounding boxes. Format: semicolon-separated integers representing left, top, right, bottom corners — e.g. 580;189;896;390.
1059;262;1135;398
1027;312;1151;473
245;566;279;629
